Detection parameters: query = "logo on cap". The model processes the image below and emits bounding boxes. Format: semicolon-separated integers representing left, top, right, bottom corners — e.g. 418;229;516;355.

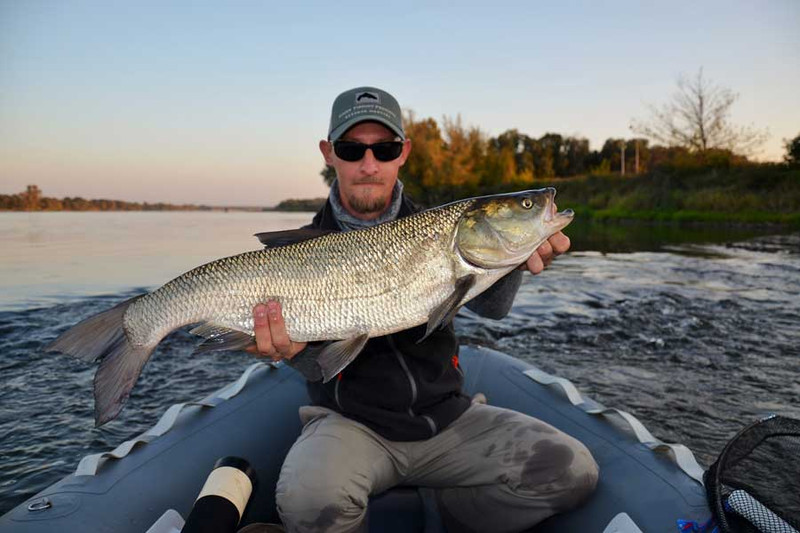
355;91;380;104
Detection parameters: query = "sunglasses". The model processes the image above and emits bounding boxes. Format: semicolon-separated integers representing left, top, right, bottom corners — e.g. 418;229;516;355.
333;140;404;162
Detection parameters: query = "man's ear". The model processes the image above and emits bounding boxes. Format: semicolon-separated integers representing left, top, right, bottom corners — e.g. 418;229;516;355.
319;140;334;165
398;138;412;166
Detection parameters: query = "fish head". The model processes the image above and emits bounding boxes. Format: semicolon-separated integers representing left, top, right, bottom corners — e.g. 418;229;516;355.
455;188;574;269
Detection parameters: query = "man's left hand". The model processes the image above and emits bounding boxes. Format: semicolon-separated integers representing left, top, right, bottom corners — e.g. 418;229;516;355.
523;231;571;275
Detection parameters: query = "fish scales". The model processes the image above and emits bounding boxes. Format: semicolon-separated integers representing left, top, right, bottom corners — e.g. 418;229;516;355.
123;199;477;346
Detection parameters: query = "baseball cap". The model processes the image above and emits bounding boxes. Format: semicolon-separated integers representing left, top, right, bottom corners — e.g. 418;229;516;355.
327;87;405;141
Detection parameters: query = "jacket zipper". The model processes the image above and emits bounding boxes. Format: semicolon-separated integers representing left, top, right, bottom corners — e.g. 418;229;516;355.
334;375;342;410
387;336;438;436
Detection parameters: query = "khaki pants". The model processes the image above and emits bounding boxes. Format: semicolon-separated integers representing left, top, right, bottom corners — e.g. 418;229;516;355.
276;403;598;533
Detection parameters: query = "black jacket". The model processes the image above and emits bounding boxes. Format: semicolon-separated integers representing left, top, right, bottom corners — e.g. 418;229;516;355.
302;195;522;441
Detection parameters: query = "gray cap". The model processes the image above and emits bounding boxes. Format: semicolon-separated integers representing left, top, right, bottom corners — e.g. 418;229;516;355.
327;87;405;141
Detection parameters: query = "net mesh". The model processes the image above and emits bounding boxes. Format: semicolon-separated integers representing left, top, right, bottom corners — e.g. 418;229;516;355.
706;416;800;533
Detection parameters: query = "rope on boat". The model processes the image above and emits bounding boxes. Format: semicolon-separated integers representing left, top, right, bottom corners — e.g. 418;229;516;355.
74;357;706;486
75;362;271;476
522;368;706;486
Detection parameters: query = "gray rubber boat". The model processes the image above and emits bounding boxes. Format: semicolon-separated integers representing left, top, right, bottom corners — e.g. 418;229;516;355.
0;346;711;532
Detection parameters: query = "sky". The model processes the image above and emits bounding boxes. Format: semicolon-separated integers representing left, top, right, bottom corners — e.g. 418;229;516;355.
1;1;798;207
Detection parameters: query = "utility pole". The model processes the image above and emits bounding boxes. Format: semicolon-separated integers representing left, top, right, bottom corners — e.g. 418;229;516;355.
620;141;626;176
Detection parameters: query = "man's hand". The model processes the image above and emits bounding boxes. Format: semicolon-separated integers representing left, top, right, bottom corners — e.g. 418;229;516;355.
523;231;571;275
246;301;307;361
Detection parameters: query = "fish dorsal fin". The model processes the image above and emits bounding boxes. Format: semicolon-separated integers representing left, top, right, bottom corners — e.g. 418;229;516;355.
318;334;370;383
254;228;337;248
419;274;476;343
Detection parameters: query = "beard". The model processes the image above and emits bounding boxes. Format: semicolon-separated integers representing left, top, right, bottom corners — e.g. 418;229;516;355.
342;179;391;215
346;190;390;215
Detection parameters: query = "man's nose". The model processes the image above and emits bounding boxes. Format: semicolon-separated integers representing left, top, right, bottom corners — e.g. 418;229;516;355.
360;148;380;174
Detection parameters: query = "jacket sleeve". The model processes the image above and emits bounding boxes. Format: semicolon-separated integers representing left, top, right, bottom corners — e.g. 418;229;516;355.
284;341;327;382
464;269;523;320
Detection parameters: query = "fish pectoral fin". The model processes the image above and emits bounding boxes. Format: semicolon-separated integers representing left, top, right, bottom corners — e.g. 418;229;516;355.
318;334;369;383
254;228;338;248
192;326;256;354
190;322;238;339
419;274;476;343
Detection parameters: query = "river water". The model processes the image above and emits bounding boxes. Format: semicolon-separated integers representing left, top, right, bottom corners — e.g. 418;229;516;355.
1;211;798;514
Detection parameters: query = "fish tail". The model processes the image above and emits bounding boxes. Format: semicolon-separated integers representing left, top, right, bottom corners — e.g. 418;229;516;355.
46;295;157;426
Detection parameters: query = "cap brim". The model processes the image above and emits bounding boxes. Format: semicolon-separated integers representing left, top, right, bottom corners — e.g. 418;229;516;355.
329;115;405;141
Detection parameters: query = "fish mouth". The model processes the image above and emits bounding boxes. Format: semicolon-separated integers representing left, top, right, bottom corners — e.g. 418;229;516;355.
543;188;574;230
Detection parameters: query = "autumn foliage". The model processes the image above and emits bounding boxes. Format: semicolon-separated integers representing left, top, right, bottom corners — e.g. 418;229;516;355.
394;113;754;207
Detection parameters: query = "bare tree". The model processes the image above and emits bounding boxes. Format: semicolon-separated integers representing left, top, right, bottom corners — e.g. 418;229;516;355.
631;68;768;155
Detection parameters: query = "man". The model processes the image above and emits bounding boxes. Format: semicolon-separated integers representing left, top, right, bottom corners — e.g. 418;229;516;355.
250;87;598;532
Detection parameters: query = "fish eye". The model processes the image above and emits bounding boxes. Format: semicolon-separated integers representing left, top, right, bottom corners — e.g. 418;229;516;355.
520;197;533;209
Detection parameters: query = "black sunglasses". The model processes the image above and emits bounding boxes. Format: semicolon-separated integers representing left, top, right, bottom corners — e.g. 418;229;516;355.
333;140;404;162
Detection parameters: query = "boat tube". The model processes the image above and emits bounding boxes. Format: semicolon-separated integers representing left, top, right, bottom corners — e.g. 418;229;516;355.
0;346;711;532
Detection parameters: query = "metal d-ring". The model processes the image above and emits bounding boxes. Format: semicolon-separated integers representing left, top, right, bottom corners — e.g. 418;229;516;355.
27;497;52;512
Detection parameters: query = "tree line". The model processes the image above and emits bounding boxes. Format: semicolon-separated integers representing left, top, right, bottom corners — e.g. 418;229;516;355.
0;185;206;211
323;114;756;207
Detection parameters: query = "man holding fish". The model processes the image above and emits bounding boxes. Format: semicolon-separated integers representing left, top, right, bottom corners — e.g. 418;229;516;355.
254;87;598;532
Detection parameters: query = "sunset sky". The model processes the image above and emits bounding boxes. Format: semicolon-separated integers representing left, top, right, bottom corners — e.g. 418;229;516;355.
1;1;798;206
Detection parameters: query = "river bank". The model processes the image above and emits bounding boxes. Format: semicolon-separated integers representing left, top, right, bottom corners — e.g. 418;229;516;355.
553;164;800;226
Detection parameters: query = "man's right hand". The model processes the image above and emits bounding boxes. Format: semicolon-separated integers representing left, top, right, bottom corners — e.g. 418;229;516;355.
246;301;307;361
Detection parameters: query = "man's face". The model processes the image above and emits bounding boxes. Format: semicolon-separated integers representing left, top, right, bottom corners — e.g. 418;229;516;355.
320;121;411;220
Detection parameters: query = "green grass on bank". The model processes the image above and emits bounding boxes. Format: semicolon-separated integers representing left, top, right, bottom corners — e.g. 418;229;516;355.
549;165;800;226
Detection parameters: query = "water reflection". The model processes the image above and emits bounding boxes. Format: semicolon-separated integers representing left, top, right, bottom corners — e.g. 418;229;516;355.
566;217;792;254
0;212;314;311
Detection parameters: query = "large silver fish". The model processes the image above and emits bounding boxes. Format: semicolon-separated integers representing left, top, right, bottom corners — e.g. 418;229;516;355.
47;188;574;425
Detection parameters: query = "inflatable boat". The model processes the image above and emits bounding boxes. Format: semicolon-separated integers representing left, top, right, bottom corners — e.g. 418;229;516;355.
0;346;711;532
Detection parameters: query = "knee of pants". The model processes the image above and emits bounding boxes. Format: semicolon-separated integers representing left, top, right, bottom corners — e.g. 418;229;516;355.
509;437;599;511
276;470;369;525
556;441;599;509
540;441;600;510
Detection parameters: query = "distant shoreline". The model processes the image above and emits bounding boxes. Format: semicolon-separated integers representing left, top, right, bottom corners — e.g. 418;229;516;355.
5;164;800;228
0;187;327;213
0;206;312;213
